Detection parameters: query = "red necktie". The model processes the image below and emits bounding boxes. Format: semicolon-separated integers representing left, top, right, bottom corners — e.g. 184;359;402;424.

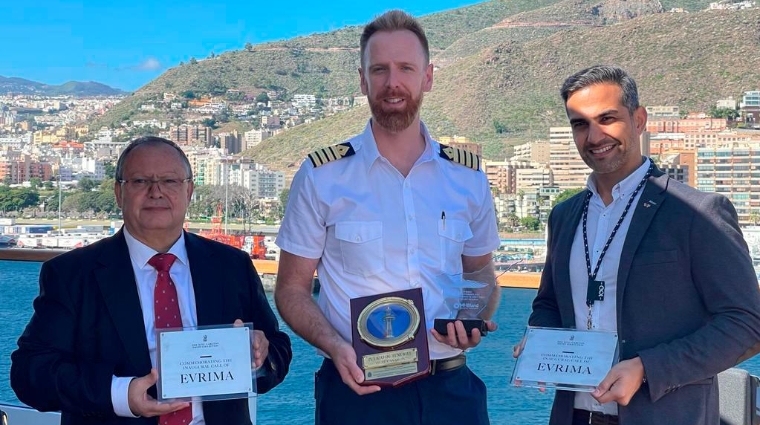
149;253;193;425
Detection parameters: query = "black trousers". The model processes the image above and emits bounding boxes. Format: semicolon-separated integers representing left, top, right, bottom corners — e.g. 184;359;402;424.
314;359;489;425
572;409;619;425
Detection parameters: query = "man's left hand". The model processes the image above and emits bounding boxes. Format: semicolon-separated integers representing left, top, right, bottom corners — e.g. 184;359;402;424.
234;319;269;368
431;320;497;350
592;357;645;406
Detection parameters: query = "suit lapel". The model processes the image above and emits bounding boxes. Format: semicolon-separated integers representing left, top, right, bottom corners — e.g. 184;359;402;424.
94;231;152;373
616;171;669;324
185;232;224;326
554;193;587;327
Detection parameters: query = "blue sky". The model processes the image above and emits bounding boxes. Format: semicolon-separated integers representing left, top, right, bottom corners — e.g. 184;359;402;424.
1;0;482;92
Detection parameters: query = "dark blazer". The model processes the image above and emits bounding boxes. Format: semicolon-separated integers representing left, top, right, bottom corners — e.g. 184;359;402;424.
10;230;292;425
530;168;760;425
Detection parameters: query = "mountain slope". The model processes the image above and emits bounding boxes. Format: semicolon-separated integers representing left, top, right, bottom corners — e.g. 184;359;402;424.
0;76;124;96
244;8;760;167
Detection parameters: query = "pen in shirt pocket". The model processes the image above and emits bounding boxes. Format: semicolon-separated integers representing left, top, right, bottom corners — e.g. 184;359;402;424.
441;210;446;230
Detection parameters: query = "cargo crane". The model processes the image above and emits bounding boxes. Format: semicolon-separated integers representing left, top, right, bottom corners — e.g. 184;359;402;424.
198;204;267;259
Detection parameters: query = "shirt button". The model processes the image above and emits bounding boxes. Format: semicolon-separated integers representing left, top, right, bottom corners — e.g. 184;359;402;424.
408;215;414;221
355;236;361;242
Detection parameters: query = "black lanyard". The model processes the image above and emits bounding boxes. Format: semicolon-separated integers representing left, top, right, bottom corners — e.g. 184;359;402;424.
582;162;654;308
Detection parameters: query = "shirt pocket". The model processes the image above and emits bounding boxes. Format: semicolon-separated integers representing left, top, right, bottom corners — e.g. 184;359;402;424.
334;221;384;277
438;219;474;274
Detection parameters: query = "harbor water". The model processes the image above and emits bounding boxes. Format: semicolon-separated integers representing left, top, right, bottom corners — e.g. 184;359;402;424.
2;260;760;424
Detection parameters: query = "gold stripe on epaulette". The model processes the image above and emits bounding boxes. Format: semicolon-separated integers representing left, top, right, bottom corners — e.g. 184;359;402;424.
439;145;480;171
308;142;356;168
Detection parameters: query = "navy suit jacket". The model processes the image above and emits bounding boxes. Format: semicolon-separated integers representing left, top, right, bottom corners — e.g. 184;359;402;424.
11;230;292;425
530;168;760;425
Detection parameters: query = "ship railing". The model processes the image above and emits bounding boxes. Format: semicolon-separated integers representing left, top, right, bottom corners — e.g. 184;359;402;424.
0;249;65;425
1;249;759;425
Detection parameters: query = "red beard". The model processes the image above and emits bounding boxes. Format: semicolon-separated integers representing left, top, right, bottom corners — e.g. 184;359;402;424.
368;88;423;133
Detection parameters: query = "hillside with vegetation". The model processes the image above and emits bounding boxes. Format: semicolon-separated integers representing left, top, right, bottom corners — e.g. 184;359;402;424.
244;7;760;167
92;1;760;170
91;0;569;129
0;76;124;96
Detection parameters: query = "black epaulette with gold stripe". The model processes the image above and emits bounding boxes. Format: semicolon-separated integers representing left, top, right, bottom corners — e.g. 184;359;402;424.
439;144;481;171
308;142;356;168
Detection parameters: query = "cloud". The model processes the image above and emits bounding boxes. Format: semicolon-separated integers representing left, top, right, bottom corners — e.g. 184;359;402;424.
116;57;163;72
134;57;162;71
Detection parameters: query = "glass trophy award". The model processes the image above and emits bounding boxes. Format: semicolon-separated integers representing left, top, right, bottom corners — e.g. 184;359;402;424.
350;288;430;387
433;273;495;337
156;323;257;405
510;326;619;392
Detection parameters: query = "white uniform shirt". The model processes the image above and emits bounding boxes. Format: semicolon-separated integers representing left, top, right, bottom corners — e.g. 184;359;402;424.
570;158;651;415
276;120;500;360
111;228;205;424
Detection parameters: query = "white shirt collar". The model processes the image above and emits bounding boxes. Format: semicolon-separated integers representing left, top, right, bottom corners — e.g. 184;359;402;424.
123;227;189;270
355;119;437;170
586;157;651;202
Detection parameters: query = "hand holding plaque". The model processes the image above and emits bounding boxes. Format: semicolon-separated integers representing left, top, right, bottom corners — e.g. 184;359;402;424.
350;288;430;387
434;273;496;337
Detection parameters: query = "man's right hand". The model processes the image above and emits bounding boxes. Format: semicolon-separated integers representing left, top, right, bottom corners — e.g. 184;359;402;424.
327;341;381;396
127;369;190;417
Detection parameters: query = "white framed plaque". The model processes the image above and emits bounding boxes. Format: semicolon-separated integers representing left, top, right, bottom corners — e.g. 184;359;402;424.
156;323;257;403
510;326;618;392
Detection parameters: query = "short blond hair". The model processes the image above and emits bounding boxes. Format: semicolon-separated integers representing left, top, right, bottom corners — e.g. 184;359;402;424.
359;10;429;67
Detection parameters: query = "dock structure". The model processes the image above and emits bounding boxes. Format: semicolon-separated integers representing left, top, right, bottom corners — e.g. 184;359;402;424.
0;251;542;290
254;260;541;290
497;272;541;289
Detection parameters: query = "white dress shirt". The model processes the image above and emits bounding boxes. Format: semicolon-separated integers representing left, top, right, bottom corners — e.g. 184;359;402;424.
111;228;204;424
276;120;501;360
570;158;651;415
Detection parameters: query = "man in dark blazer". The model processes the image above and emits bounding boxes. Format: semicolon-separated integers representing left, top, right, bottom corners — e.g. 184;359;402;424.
11;136;291;425
526;65;760;425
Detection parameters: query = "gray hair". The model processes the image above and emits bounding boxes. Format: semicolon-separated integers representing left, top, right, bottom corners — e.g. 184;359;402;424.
115;136;193;180
560;65;640;114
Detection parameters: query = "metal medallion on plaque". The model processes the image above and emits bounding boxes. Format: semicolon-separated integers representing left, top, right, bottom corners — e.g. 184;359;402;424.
350;288;430;387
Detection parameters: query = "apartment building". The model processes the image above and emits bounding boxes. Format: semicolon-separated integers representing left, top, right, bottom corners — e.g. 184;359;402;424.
217;131;242;154
647;117;728;133
512;141;550;164
696;143;760;226
242;166;286;198
645;105;680;118
0;156;53;184
483;160;514;195
740;90;760;125
685;130;760;147
292;94;317;108
163;124;213;146
716;96;738;110
184;148;224;186
657;152;690;185
515;166;553;193
243;129;271;150
549;127;589;190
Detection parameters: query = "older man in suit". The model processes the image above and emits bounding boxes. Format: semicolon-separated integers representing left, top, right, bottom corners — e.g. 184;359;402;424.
11;136;291;425
525;65;760;425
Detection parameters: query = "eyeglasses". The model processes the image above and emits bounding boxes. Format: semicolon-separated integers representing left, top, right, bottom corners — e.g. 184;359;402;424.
119;178;191;192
